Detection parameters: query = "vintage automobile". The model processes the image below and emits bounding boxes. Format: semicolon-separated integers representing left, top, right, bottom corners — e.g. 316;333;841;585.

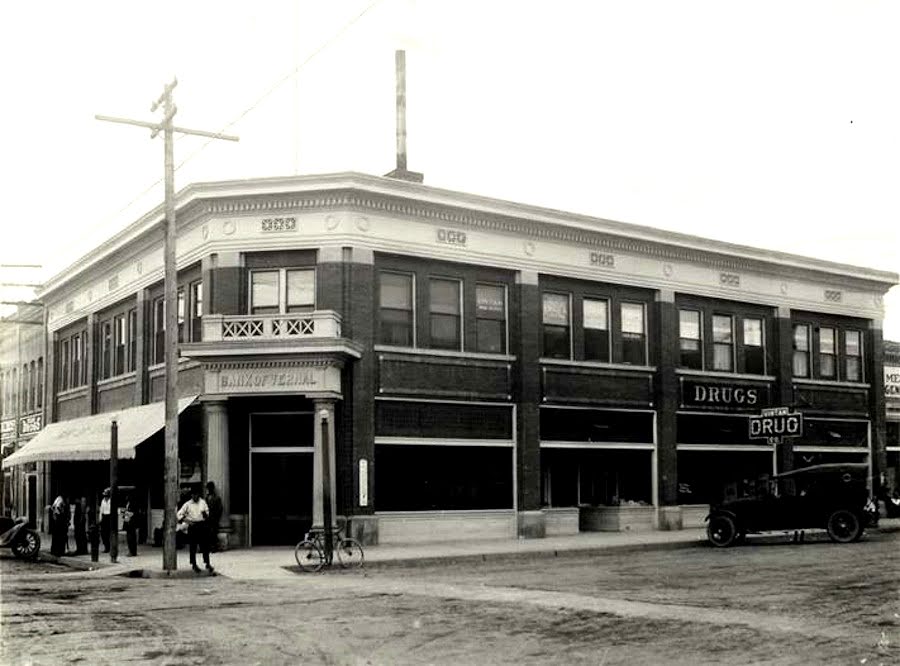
706;462;878;547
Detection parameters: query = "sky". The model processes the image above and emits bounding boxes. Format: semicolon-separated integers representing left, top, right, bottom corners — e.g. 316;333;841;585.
1;1;898;338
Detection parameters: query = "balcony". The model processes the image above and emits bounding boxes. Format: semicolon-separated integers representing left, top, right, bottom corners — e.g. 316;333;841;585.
201;311;342;342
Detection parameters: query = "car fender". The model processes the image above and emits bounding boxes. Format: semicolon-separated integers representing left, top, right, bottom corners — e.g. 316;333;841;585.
705;509;739;523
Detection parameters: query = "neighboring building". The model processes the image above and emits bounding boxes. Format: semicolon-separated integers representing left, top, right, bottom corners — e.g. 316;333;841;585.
0;303;47;528
3;172;897;547
884;340;900;495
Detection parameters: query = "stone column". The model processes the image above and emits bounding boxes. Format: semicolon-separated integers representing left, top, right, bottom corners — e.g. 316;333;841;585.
312;398;337;530
514;270;544;538
653;289;681;529
203;400;231;548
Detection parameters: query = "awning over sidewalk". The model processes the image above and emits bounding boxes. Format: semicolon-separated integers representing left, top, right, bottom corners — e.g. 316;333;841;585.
1;396;197;468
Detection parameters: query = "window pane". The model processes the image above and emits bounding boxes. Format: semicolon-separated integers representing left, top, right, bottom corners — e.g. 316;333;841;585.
845;330;861;356
287;270;315;311
713;344;733;371
380;310;413;346
846;357;861;382
476;319;505;354
712;315;733;343
584;299;608;330
584;328;610;362
251;271;279;313
793;325;809;351
680;310;700;340
621;335;646;365
819;328;835;353
430;279;460;315
431;313;460;350
820;355;835;378
621;303;644;335
542;293;569;325
476;285;505;320
191;282;203;317
543;326;570;359
793;352;809;377
745;346;765;375
380;273;412;309
743;318;762;347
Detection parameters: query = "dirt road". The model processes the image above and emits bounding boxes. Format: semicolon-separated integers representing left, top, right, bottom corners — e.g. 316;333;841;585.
2;533;898;665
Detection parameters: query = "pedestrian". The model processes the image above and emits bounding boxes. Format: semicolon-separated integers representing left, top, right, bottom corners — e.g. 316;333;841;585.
122;494;139;557
50;493;69;557
205;481;223;553
177;485;214;573
73;496;88;555
99;488;112;553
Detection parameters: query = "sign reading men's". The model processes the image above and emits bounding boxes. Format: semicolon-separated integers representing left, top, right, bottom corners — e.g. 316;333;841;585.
748;407;803;439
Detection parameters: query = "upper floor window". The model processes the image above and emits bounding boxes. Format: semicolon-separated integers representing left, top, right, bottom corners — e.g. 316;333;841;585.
712;315;734;372
114;314;127;375
584;298;610;362
620;302;646;365
36;357;43;410
542;292;571;359
128;309;137;370
21;364;29;412
792;324;810;378
153;297;165;364
845;330;862;382
100;320;113;380
177;289;186;343
190;281;203;342
743;318;765;375
429;278;462;350
59;340;70;391
818;327;836;378
250;269;314;315
679;310;703;370
379;272;414;347
475;284;507;354
74;332;86;386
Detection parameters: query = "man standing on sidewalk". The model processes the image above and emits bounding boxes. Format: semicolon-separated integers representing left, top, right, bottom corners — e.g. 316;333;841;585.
99;488;112;553
177;485;214;574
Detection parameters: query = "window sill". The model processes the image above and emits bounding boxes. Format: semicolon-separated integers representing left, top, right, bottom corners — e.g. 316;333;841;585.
792;378;870;389
675;369;775;382
540;358;657;373
374;345;516;362
56;386;88;399
96;372;137;390
148;358;201;376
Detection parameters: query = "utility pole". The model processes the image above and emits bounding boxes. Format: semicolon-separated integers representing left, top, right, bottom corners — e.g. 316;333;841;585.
97;80;238;571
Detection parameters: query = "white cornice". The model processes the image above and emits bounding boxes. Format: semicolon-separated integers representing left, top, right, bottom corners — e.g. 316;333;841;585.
39;172;898;302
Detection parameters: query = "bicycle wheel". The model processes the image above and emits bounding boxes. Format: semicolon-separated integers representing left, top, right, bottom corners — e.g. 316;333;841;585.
336;538;364;569
294;540;324;572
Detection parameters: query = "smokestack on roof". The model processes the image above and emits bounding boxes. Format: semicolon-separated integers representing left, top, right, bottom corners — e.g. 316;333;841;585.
384;49;423;183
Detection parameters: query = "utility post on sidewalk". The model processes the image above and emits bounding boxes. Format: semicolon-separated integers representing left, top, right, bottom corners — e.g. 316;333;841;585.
97;81;238;571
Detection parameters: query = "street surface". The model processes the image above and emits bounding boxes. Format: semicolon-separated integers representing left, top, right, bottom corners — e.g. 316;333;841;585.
1;532;898;665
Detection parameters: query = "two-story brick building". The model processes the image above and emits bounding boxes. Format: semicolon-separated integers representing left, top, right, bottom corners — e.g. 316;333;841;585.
3;172;897;547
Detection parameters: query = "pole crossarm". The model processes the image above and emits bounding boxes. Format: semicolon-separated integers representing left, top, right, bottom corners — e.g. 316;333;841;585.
95;115;239;142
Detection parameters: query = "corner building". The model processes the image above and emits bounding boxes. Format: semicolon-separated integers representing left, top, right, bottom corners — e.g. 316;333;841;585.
11;173;897;547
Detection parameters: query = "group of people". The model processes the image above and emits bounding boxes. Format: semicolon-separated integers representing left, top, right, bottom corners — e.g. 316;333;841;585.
48;481;222;572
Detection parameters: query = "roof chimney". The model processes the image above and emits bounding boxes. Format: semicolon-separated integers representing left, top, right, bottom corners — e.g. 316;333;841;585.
384;49;423;183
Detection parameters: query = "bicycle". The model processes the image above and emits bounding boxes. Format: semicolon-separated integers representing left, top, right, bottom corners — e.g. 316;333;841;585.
294;525;364;572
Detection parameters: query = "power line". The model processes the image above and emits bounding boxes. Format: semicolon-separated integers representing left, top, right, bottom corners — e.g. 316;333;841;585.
73;0;385;251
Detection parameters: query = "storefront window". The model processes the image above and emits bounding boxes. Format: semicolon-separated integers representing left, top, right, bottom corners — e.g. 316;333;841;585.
542;293;571;359
818;327;836;378
584;298;610;362
379;272;414;347
845;330;862;382
475;284;506;354
793;324;810;377
429;278;461;350
679;309;702;370
743;318;765;375
712;315;734;371
620;302;646;365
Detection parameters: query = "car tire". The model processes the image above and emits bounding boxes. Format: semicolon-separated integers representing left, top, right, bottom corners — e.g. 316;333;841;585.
825;509;862;544
707;515;739;547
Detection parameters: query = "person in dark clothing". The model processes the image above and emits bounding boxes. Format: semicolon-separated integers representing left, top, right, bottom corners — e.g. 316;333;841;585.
50;494;70;557
73;496;89;555
205;481;223;553
123;494;139;557
99;488;111;552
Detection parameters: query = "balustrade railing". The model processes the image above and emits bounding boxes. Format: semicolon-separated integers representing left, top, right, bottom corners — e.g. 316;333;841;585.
201;311;342;342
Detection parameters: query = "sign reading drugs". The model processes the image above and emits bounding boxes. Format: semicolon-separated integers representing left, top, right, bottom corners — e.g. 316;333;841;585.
748;407;803;440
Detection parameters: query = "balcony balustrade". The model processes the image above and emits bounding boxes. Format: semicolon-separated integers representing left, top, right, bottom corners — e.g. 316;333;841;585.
201;311;342;342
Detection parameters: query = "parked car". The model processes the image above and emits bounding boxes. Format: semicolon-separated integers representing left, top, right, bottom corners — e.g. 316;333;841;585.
706;462;878;547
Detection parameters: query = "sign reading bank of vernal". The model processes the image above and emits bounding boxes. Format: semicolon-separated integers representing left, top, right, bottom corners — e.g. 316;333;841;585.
208;364;342;395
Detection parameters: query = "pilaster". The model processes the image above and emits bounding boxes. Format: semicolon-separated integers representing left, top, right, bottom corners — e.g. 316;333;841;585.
515;270;543;536
868;320;887;494
653;290;680;526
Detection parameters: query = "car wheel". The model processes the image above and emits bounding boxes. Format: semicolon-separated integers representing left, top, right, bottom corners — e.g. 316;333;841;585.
11;530;41;560
707;515;738;547
826;509;862;544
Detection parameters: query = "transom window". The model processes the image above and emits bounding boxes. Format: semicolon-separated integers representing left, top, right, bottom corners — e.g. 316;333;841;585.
429;278;462;351
583;298;610;362
250;269;314;315
475;284;507;354
679;310;703;370
712;315;734;372
379;271;414;347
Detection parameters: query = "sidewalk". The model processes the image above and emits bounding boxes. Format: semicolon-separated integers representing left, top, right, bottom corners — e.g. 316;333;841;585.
44;517;899;581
